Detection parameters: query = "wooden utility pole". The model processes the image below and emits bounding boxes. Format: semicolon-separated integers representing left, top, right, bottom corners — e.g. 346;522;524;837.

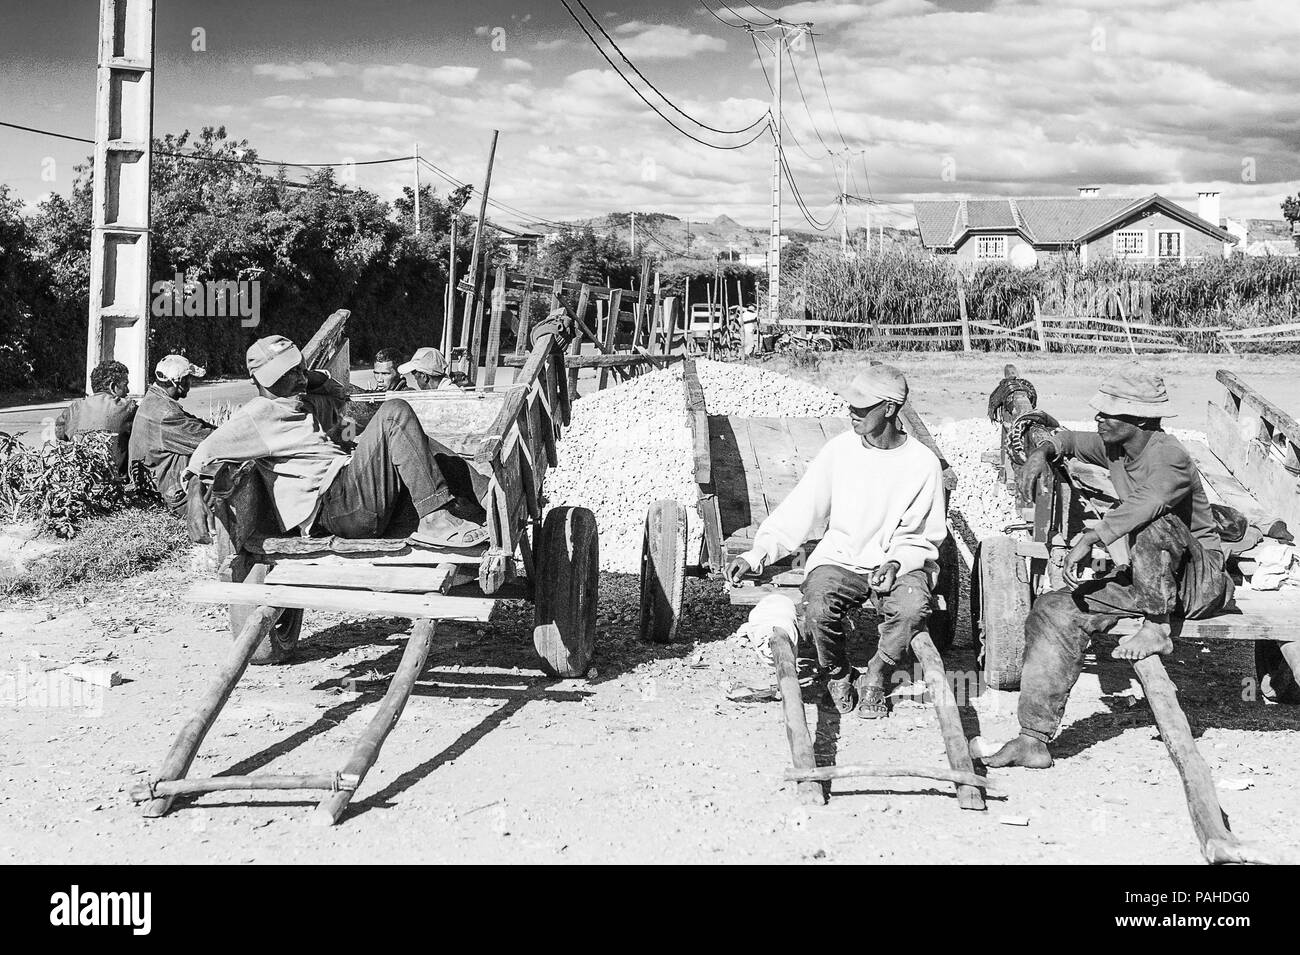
459;130;500;382
442;213;458;359
87;0;156;396
413;142;421;234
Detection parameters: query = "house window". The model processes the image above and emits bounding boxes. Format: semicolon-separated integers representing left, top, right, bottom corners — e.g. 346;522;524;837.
976;236;1007;259
1157;231;1182;260
1114;230;1147;257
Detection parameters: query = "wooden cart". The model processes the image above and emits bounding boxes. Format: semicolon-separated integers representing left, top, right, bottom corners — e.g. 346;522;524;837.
131;304;601;825
637;360;988;810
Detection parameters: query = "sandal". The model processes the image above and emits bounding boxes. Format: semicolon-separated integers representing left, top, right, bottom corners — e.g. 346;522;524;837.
854;676;889;719
409;509;489;549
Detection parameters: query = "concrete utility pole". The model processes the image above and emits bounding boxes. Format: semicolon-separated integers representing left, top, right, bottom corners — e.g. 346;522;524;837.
87;0;156;396
630;211;636;256
748;20;812;328
413;142;421;234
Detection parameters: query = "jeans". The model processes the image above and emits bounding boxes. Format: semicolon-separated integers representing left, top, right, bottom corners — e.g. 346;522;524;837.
799;563;933;678
315;400;484;538
1018;514;1234;741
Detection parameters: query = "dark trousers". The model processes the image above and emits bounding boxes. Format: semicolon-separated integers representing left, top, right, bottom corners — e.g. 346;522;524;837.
799;563;933;678
316;400;483;538
1018;514;1234;741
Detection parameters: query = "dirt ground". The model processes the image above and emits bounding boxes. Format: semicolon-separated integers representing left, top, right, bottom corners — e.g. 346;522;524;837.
2;351;1298;864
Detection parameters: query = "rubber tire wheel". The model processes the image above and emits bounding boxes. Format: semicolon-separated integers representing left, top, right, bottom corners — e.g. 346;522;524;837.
973;536;1030;690
929;534;960;655
639;500;688;644
533;507;599;678
1256;641;1300;704
229;563;304;665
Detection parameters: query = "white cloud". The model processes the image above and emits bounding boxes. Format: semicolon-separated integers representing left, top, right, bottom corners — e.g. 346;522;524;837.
252;61;354;81
502;58;533;73
258;95;436;119
612;22;727;59
361;65;480;87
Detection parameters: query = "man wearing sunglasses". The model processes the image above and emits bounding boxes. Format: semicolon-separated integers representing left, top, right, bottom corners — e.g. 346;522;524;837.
725;364;947;718
986;363;1233;769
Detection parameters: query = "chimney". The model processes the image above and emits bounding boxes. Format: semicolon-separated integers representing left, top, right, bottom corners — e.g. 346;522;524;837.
1198;191;1221;227
1077;186;1100;198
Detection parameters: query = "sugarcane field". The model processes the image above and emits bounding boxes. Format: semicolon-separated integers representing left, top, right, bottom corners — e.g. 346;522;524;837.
2;0;1299;915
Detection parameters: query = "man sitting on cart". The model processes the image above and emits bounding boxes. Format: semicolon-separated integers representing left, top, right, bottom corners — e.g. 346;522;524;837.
986;364;1234;769
400;347;460;391
187;335;488;549
725;364;948;718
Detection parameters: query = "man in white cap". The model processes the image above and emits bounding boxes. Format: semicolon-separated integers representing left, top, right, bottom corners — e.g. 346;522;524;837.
986;362;1233;769
128;355;215;509
399;347;459;391
187;335;486;548
726;363;947;717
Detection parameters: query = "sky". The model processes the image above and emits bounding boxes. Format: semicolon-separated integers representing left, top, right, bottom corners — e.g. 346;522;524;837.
1;0;1296;232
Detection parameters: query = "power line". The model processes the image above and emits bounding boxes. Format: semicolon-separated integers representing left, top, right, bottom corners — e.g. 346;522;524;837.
564;0;769;141
809;34;850;150
785;44;835;156
779;146;835;231
418;156;570;231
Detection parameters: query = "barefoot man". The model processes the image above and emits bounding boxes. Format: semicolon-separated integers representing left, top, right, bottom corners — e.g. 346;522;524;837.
725;364;947;717
986;364;1234;769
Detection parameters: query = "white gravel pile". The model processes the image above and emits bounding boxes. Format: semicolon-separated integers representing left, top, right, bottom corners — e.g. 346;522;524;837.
545;365;698;574
695;359;848;417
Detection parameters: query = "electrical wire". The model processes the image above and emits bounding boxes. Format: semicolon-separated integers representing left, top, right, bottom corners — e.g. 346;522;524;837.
567;0;768;137
809;33;850;150
785;44;835;156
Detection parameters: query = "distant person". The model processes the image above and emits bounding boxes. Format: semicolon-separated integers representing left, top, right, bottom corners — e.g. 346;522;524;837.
55;360;137;472
187;335;486;548
128;355;216;510
371;349;408;392
399;347;460;391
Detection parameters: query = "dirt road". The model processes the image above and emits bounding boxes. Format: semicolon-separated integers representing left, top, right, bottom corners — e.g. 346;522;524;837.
2;352;1297;864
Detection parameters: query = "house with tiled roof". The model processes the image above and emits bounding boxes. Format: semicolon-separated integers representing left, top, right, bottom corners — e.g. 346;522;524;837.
913;188;1237;267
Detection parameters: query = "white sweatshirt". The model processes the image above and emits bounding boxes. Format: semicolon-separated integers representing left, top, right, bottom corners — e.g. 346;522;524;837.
739;431;947;581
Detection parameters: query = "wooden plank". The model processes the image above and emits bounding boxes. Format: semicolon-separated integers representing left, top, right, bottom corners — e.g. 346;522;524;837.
731;417;772;528
514;267;536;356
784;417;835;471
264;563;452;593
1218;321;1300;339
1112;587;1300;642
683;359;710;484
747;417;803;512
184;582;495;622
302;309;351;369
1183;438;1268;522
1218;370;1300;464
709;415;757;540
1206;401;1300;532
598;289;623;390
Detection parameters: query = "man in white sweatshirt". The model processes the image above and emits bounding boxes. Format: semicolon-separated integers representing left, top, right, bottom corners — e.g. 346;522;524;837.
726;364;947;717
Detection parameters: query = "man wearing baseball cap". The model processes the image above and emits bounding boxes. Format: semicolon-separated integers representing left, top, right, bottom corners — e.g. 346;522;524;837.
399;347;459;391
128;355;215;509
187;335;486;548
726;363;947;718
986;363;1233;770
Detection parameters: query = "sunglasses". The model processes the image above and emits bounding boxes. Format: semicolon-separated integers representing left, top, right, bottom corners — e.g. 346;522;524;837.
849;399;889;417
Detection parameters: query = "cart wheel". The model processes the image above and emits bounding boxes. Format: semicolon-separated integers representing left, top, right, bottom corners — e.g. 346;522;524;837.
972;536;1030;690
533;507;599;678
639;500;687;644
1256;641;1300;704
229;563;303;665
930;534;961;655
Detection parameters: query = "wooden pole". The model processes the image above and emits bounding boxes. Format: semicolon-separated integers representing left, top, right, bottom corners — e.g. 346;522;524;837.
1033;296;1048;352
598;290;622;391
311;618;436;826
442;214;459;360
460;130;500;354
133;774;347;801
141;605;280;817
1131;655;1290;864
769;629;826;806
785;765;1002;793
481;265;507;388
957;274;972;353
911;632;986;810
515;268;536;357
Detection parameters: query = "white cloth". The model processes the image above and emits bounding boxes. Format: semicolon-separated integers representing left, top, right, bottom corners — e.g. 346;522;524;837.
739;431;946;583
732;594;800;667
1247;542;1300;591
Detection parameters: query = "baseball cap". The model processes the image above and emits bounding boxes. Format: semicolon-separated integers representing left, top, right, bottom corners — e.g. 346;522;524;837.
398;347;448;377
246;335;303;388
154;354;207;383
838;363;908;408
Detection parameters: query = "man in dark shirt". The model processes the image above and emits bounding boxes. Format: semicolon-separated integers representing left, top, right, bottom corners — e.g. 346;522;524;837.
986;364;1233;769
371;349;409;392
55;360;137;472
128;355;216;510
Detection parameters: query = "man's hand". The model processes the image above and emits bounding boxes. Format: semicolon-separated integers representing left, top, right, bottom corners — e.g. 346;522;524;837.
870;560;901;594
1062;530;1101;588
725;556;761;585
1018;447;1054;502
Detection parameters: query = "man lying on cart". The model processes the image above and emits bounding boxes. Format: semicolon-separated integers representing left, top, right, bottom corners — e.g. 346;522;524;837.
726;364;948;718
186;334;488;549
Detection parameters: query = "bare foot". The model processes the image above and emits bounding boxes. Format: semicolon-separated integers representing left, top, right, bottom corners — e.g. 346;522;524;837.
981;734;1053;769
1112;620;1173;660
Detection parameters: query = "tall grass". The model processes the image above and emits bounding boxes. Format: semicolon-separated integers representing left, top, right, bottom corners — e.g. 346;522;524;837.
784;247;1300;351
